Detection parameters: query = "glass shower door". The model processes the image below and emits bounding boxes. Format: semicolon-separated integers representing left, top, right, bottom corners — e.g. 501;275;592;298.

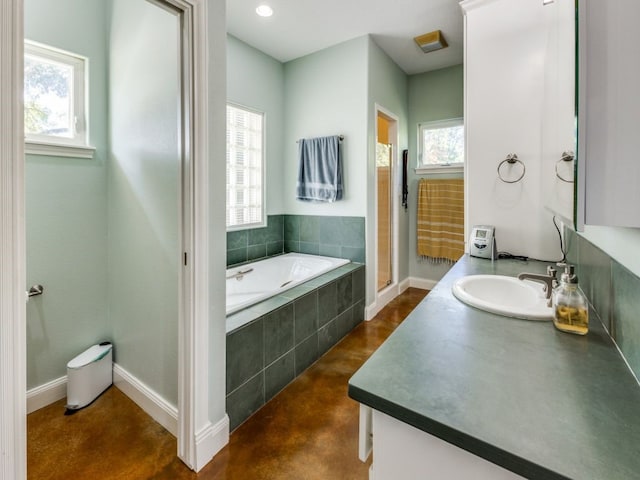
376;142;392;291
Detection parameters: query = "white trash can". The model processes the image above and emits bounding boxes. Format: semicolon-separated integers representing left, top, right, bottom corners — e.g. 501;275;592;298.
66;342;113;412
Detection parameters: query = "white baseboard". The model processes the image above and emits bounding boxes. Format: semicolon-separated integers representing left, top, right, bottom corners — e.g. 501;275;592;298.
27;364;225;471
193;415;230;471
366;283;400;320
408;277;438;291
113;363;178;437
27;375;67;414
365;277;436;320
399;277;411;294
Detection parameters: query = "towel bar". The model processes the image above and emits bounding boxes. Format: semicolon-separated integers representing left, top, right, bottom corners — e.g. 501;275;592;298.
296;135;344;143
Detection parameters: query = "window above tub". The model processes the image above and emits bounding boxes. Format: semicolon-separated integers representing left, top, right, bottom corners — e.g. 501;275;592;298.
24;40;95;159
416;117;464;175
226;103;266;231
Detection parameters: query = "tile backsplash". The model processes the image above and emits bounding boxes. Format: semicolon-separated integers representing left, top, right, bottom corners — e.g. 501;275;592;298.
565;228;640;380
227;215;284;266
284;215;365;263
226;214;365;267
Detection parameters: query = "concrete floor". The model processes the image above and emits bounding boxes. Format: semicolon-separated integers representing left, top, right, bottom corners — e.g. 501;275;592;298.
27;288;428;479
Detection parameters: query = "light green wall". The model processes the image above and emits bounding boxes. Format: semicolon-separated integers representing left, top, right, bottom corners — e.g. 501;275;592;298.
229;35;461;302
25;0;187;409
108;0;180;406
227;35;285;215
366;37;410;301
25;0;110;389
407;65;464;282
208;0;228;425
283;36;369;217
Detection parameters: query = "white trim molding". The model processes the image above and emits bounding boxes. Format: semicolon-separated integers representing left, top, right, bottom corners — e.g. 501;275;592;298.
367;283;401;320
365;277;435;320
113;364;178;436
193;415;230;471
408;277;438;291
399;277;411;294
1;1;27;479
26;376;67;414
162;0;221;472
25;141;96;159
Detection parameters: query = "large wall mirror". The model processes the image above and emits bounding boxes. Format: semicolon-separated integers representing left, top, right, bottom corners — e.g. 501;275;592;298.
541;0;576;227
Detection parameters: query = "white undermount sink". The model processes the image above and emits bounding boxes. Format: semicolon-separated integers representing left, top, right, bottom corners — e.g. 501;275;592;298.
452;275;553;321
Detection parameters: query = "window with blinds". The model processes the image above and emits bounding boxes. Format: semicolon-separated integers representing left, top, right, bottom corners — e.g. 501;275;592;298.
226;104;265;230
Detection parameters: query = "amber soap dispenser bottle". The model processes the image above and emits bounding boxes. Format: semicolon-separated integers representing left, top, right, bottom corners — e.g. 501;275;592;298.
552;264;589;335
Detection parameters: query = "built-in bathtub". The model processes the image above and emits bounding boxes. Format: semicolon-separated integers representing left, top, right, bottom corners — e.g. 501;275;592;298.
225;253;365;431
226;252;350;316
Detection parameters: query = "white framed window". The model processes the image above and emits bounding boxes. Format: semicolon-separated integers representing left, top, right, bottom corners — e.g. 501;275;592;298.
226;103;265;230
24;40;94;158
417;117;464;174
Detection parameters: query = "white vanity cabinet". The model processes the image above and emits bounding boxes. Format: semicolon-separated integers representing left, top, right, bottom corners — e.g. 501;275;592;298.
359;406;524;479
577;0;640;228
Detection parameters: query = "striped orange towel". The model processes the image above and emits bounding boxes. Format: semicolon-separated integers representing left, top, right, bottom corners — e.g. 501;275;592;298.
416;178;465;263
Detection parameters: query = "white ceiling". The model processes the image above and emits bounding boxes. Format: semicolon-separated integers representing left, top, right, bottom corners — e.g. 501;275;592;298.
226;0;465;75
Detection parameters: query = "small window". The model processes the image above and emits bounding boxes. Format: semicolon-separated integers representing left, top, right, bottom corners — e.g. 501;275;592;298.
417;118;464;174
226;104;265;230
24;41;93;157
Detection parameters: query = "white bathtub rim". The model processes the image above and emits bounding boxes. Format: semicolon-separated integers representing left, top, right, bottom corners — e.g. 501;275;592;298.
225;253;350;317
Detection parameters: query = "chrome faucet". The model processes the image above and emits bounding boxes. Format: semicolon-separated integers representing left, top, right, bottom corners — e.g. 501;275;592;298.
517;265;558;301
226;268;254;281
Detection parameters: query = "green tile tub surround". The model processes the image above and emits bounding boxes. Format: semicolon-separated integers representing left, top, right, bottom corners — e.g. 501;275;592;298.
226;319;264;393
226;372;264;431
318;282;338;328
295;333;319;375
283;215;365;264
264;351;295;401
226;215;284;267
226;214;365;266
264;304;294;365
294;292;319;343
225;264;365;430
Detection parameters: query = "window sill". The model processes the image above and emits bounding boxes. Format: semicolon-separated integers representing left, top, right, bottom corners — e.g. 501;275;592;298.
415;165;464;175
25;140;96;159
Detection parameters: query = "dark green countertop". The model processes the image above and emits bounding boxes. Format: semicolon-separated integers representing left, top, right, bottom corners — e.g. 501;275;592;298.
349;255;640;479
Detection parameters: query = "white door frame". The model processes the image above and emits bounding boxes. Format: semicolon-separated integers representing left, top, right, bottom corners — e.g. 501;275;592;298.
166;0;218;470
373;105;401;316
0;0;218;476
1;1;27;478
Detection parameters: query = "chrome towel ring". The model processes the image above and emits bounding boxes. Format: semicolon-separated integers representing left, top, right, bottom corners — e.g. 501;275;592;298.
555;151;575;183
497;153;525;183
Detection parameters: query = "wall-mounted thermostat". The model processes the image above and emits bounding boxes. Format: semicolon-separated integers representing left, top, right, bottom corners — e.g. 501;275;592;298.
469;225;497;260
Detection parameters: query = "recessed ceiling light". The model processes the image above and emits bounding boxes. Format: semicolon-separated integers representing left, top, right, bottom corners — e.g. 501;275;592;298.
256;4;274;17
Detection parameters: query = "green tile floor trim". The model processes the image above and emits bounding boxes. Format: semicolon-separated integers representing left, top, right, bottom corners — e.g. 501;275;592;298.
225;263;365;431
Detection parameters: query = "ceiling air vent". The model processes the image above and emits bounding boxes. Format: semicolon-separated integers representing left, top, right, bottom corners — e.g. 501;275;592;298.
414;30;448;54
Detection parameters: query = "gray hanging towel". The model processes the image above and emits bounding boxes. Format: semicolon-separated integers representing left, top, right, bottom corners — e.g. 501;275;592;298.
296;135;343;202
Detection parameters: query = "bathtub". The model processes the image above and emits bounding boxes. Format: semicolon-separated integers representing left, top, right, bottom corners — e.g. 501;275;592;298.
226;253;350;315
